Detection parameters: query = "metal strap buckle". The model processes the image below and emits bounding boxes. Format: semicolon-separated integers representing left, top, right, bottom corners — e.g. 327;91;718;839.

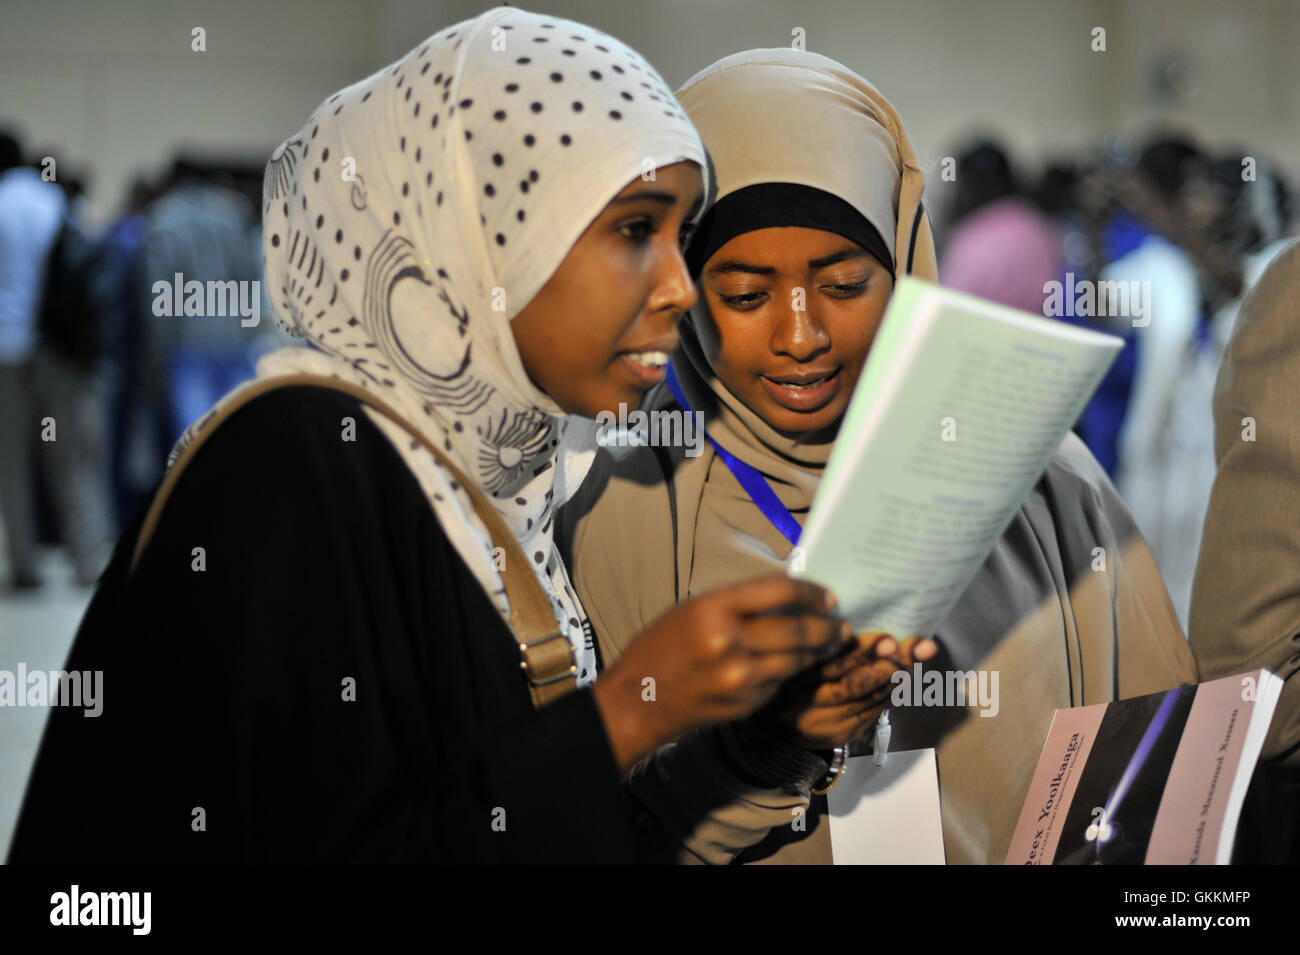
518;631;577;687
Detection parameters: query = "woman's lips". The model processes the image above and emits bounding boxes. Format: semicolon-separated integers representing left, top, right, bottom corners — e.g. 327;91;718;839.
759;367;842;412
618;352;669;388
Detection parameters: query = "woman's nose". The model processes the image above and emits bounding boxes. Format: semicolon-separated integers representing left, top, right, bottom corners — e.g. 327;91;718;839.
665;245;699;317
771;287;830;360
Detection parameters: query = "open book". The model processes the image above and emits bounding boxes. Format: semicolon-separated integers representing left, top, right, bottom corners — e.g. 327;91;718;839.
1005;669;1283;864
791;276;1123;635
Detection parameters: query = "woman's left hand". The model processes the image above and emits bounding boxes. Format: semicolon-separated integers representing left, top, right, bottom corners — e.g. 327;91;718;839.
753;632;938;751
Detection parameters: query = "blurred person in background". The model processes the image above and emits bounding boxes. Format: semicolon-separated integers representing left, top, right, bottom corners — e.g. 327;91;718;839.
1107;136;1253;629
30;171;116;587
1036;135;1234;625
1035;157;1142;478
1139;153;1293;633
0;129;67;591
97;175;172;534
142;160;270;444
1208;150;1293;282
939;139;1063;315
1105;136;1216;628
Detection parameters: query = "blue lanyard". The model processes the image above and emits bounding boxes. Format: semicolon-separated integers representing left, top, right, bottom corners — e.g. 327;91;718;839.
664;362;803;547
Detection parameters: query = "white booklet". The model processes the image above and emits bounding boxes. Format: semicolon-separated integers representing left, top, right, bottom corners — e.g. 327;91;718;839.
828;748;947;864
792;276;1123;636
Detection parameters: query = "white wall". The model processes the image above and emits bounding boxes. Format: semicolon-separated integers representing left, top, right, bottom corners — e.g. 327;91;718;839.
0;0;393;225
1108;0;1300;169
2;0;1296;228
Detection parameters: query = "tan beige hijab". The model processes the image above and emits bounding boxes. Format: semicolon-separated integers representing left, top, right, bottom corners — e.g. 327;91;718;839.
562;49;938;661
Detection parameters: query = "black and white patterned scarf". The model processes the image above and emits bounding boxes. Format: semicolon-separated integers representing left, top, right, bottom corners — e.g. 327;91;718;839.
169;7;709;685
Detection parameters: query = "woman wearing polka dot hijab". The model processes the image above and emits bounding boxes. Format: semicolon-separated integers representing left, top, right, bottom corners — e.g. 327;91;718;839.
10;7;850;864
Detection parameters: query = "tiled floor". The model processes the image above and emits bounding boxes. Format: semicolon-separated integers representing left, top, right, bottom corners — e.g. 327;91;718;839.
0;547;93;861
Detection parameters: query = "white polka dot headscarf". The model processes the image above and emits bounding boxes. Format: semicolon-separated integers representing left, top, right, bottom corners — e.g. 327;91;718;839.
169;7;711;683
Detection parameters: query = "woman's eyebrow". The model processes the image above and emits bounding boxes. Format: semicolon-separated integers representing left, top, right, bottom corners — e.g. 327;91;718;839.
706;260;775;276
609;189;677;205
808;247;868;270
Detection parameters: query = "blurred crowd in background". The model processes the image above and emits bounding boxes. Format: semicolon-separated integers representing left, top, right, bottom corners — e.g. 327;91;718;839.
936;134;1293;628
0;123;1293;631
0;130;290;590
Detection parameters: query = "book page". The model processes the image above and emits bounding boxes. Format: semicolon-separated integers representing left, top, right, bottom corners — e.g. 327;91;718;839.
796;278;1122;636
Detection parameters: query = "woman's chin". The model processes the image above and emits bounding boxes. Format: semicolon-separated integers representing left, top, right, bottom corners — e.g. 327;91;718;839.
756;396;846;439
574;383;647;421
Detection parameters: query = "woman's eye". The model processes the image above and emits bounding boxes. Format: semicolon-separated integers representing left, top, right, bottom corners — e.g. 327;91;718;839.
822;280;869;298
617;218;654;244
719;291;766;310
678;225;695;250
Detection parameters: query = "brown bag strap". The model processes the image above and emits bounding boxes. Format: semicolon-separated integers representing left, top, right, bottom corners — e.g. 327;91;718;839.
128;374;577;708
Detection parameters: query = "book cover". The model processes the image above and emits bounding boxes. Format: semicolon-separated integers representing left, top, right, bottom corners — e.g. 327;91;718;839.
1005;669;1283;864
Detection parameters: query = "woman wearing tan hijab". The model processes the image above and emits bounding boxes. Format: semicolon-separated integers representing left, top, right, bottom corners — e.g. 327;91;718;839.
560;48;1197;865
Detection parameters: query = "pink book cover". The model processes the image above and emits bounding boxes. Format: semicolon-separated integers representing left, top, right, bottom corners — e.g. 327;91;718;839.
1004;702;1106;865
1146;672;1272;864
1004;670;1277;865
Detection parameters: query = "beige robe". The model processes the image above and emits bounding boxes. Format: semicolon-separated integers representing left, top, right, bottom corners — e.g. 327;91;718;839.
561;426;1198;864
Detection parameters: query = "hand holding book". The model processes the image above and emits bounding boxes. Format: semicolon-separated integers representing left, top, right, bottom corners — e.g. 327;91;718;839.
754;632;938;750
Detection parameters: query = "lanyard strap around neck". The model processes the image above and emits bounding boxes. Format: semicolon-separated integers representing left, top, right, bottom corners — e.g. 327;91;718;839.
664;362;802;547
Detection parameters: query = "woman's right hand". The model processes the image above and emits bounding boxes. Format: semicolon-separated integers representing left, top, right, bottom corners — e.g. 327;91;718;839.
592;575;849;774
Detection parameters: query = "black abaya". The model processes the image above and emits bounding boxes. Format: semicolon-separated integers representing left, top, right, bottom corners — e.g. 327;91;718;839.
9;385;651;863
